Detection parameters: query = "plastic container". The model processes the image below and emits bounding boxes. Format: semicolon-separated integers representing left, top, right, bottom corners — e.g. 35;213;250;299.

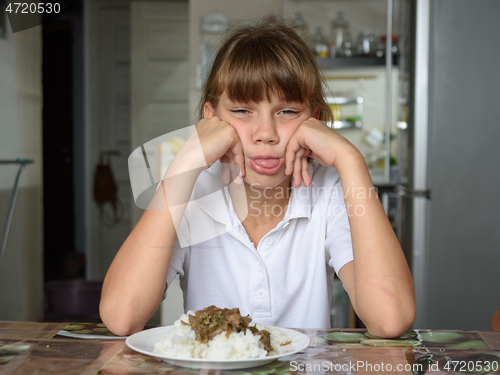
46;280;103;316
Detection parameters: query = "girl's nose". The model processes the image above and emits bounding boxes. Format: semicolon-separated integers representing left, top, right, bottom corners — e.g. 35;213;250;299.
253;116;279;144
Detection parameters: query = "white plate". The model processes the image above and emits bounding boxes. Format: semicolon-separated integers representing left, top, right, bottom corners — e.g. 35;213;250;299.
126;325;310;370
56;330;127;340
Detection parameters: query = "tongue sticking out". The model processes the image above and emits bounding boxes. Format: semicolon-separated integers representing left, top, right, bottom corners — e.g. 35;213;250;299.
253;159;280;168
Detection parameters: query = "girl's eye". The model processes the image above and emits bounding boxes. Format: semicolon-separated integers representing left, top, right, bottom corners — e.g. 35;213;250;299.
231;109;251;114
279;110;299;115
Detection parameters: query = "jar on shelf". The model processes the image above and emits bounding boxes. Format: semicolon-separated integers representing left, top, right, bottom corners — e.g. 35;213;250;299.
313;27;329;58
330;11;349;53
329;104;342;121
340;31;354;57
357;30;376;56
200;11;229;87
380;34;399;55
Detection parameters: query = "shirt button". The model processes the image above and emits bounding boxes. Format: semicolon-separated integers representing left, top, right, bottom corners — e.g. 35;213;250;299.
265;237;274;246
258;290;266;299
257;265;263;272
283;222;290;229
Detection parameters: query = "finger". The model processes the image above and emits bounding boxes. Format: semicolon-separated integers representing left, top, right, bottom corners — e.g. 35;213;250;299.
234;152;245;178
285;135;302;175
229;159;243;185
225;149;234;180
226;150;240;185
230;134;246;178
220;155;229;185
293;148;305;188
302;156;312;187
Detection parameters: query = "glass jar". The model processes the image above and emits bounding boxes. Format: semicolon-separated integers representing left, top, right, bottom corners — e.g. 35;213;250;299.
330;11;349;52
357;30;376;56
313;27;329;58
340;31;354;57
329;104;342;121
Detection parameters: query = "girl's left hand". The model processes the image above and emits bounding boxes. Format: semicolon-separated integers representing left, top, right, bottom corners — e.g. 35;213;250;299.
284;118;355;187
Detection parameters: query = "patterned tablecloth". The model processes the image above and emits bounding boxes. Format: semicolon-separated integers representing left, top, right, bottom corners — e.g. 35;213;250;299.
1;321;499;374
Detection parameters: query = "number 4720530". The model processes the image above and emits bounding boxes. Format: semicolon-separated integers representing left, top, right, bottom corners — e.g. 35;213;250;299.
5;3;61;14
444;360;499;372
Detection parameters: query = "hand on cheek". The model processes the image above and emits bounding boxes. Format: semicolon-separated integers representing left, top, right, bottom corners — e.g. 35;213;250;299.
292;147;312;188
284;123;313;188
203;102;246;185
285;116;344;188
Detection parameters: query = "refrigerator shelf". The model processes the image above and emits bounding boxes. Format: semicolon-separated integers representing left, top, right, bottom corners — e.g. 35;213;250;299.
326;120;362;130
324;96;363;130
325;96;363;105
317;55;399;69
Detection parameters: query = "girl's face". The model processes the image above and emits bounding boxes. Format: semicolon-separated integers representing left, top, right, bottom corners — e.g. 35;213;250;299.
204;91;319;189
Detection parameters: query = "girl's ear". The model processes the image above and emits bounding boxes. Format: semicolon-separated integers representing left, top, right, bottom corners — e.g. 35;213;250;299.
204;102;215;119
313;108;321;120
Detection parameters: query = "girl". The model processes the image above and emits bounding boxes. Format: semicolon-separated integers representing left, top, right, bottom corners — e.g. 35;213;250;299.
100;21;415;337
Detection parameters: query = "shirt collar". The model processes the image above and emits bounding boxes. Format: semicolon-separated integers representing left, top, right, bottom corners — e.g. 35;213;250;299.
191;162;234;226
285;162;315;220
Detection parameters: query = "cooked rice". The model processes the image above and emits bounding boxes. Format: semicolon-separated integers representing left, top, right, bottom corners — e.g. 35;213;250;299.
154;311;294;359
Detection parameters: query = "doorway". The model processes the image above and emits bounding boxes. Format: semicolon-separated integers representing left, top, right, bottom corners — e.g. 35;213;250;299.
42;6;87;320
42;20;80;283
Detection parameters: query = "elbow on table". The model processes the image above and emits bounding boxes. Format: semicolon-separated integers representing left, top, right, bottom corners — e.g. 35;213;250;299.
369;321;411;339
100;302;145;337
368;308;416;339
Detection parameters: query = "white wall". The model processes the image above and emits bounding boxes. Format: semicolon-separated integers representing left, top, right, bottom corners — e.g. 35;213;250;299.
0;22;19;181
0;26;44;321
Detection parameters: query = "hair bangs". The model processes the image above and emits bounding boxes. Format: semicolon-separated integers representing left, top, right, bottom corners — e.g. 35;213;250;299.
217;34;316;106
199;21;333;122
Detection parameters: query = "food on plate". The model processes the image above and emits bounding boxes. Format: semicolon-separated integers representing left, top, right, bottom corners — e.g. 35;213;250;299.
154;305;293;359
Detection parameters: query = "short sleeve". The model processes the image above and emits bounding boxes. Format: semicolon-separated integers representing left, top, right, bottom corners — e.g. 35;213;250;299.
325;178;354;274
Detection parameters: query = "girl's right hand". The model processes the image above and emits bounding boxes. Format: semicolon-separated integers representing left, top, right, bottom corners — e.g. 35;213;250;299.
189;116;246;184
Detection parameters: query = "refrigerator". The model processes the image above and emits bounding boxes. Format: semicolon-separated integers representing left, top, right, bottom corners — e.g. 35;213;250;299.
397;0;500;330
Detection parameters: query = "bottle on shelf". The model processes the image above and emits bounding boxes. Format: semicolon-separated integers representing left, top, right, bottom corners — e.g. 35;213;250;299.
313;27;329;58
357;30;376;56
330;11;349;54
329;104;342;122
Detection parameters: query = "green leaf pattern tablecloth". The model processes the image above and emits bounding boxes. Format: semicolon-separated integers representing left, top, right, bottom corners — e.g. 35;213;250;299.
1;322;499;374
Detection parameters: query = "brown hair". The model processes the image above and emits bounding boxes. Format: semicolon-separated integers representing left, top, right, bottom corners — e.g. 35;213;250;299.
198;20;332;122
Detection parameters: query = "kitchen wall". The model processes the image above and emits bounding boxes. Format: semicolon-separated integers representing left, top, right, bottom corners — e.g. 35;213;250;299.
0;26;43;321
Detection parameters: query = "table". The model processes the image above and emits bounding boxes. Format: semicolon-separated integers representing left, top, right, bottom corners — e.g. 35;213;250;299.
1;321;499;374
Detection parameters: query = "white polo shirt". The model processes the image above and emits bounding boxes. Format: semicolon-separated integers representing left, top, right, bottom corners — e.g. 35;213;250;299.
165;161;353;328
